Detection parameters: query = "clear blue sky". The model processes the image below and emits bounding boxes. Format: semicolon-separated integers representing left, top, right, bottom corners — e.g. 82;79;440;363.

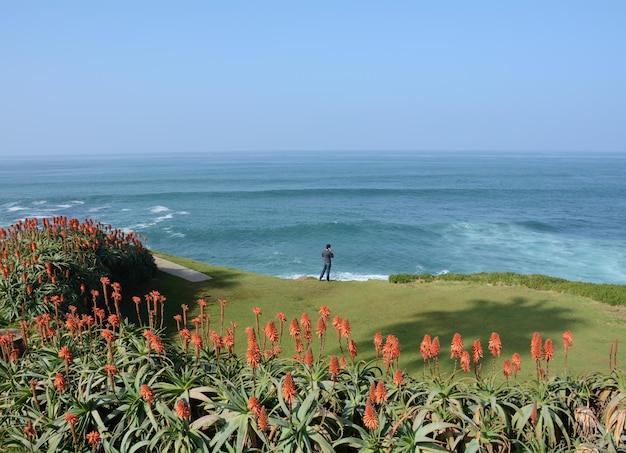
2;1;625;156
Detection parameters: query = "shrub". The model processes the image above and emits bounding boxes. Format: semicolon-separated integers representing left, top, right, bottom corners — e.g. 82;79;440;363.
389;272;626;307
0;217;156;324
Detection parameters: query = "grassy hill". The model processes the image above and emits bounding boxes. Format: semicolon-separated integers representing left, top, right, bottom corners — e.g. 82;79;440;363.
148;252;626;379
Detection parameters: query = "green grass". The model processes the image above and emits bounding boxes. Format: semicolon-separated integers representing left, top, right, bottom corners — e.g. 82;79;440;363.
145;251;626;380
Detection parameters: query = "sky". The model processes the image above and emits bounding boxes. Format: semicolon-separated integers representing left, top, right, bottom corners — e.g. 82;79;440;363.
1;1;625;156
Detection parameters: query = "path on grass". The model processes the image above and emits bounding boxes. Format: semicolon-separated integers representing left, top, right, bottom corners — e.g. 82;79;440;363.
153;256;212;282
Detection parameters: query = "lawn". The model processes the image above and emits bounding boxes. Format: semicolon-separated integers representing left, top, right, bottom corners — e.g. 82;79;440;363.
148;252;626;379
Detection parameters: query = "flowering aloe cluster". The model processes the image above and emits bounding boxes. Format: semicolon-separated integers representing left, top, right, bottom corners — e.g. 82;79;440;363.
1;279;626;452
0;217;156;323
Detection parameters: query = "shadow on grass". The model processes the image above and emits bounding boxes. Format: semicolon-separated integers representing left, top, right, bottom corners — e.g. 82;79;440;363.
365;295;588;370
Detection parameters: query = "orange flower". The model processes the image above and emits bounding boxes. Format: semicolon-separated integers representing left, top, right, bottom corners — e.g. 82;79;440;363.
348;339;358;359
248;396;262;418
420;334;432;361
86;430;101;447
289;318;300;339
58;346;72;362
450;333;463;359
101;329;115;343
252;306;262;316
318;305;331;322
472;339;483;364
488;332;502;358
382;334;400;371
258;405;269;431
211;331;223;353
54;373;66;393
373;332;383;358
282;373;297;405
329;355;340;380
301;313;312;331
531;332;542;361
503;359;512;378
543;338;554;362
104;364;117;375
512;353;521;376
141;384;155;404
363;400;379;431
375;380;388;404
107;314;120;328
340;318;351;338
65;413;79;425
150;334;165;354
460;351;471;372
430;336;440;359
176;400;190;420
562;330;573;351
316;317;327;338
393;369;403;387
303;347;314;366
264;320;279;344
191;333;203;347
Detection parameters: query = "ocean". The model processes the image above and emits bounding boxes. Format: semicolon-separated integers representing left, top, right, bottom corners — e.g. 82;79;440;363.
1;150;625;284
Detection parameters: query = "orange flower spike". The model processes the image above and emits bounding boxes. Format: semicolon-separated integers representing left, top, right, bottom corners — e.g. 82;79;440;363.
86;430;101;448
369;381;377;402
303;346;314;366
282;373;297;405
373;332;383;358
340;318;351;338
363;400;379;431
265;320;279;344
141;384;155;405
248;396;262;418
460;351;471;372
375;380;388;404
348;339;358;359
562;330;573;352
430;336;440;359
258;406;269;431
315;317;326;338
531;332;542;362
543;338;554;362
176;400;190;420
503;359;512;379
450;333;463;359
301;313;312;343
420;334;432;361
318;305;331;322
472;339;483;364
329;355;340;380
287;319;299;342
54;373;66;393
512;353;522;377
393;368;403;388
488;332;502;358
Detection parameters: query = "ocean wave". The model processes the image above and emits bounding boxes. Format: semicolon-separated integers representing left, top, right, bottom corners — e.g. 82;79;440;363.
150;206;170;213
279;272;388;282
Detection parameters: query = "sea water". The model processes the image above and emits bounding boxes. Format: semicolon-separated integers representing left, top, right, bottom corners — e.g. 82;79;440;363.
1;150;625;284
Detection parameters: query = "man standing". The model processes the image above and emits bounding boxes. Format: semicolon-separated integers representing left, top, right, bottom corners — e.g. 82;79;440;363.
319;244;334;281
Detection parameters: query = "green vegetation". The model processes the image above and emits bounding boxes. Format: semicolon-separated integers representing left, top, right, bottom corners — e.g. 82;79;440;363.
0;217;156;325
2;218;626;451
389;272;626;307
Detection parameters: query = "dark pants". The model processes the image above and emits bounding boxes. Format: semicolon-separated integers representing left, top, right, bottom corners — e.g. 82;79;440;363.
320;263;331;280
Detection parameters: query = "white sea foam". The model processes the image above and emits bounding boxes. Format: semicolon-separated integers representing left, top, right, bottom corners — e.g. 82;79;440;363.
32;200;47;205
155;213;173;222
281;272;388;282
150;206;170;213
7;205;27;212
